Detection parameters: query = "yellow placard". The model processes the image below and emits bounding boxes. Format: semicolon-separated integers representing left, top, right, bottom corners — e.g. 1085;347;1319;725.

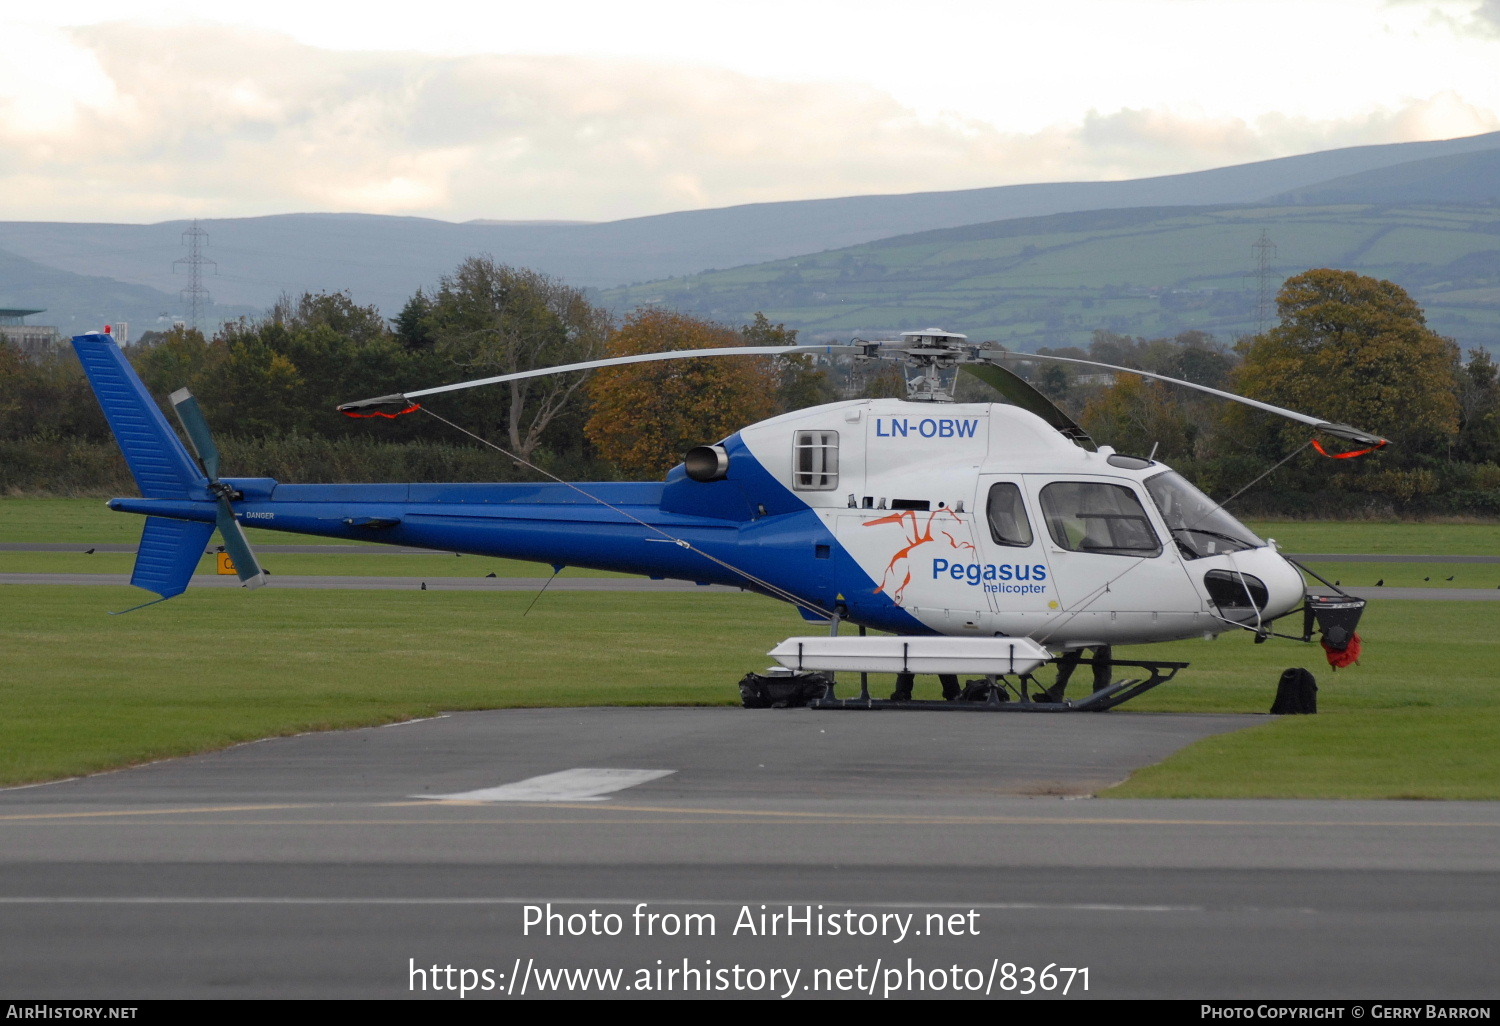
216;551;237;575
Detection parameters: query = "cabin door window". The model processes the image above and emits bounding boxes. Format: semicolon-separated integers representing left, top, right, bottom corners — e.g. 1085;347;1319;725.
985;482;1034;547
1039;481;1162;557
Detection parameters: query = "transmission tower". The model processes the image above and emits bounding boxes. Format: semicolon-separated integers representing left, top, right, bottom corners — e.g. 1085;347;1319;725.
173;220;216;331
1251;229;1278;335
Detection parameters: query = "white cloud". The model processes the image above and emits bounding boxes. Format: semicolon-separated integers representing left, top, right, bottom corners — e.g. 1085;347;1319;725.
1469;0;1500;32
0;20;1496;223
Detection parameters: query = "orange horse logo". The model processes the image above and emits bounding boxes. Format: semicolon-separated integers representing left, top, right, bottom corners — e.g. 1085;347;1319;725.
863;508;975;603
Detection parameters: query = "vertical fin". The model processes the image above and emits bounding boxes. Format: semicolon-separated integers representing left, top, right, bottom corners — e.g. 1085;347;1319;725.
71;333;205;498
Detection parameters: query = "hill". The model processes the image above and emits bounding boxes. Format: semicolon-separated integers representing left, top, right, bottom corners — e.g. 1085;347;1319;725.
0;131;1496;330
0;247;257;340
604;203;1500;354
1268;148;1500;207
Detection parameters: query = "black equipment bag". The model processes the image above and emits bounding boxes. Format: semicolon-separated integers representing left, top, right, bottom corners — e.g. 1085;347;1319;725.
739;671;833;709
1270;667;1318;714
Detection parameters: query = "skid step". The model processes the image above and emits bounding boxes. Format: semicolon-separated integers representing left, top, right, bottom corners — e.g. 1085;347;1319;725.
743;658;1189;712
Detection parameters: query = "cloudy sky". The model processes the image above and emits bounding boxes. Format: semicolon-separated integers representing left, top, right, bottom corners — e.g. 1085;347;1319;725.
2;0;1499;223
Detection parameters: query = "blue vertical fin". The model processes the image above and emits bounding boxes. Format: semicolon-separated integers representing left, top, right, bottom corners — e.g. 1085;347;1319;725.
72;333;206;498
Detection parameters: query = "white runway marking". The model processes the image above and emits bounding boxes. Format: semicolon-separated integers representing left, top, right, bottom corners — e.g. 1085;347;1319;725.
418;768;676;803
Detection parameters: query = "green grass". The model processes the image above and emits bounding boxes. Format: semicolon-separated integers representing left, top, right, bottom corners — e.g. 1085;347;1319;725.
1105;601;1500;799
3;582;1497;799
1244;520;1500;556
5;497;1499;799
0;498;359;546
0;551;620;578
0;498;143;544
1293;561;1500;590
0;586;796;786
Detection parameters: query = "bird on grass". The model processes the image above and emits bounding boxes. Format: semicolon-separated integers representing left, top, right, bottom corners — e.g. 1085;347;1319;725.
485;572;496;578
1375;579;1384;587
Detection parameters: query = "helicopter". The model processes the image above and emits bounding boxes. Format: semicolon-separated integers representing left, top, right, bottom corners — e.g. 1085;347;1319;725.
71;327;1381;711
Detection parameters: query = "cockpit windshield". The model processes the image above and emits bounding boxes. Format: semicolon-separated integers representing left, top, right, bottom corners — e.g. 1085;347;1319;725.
1144;470;1265;559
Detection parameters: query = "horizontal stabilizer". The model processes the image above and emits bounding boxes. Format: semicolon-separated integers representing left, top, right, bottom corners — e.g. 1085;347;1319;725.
769;636;1052;675
130;516;216;601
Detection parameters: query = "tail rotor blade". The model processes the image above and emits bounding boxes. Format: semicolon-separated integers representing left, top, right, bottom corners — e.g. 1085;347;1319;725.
170;389;221;480
215;502;266;589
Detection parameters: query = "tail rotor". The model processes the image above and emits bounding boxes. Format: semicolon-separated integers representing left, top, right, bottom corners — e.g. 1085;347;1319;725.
170;388;266;589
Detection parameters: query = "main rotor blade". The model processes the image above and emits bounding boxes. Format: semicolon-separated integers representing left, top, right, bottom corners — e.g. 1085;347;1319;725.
960;363;1093;446
169;388;220;479
338;345;861;411
215;502;266;589
991;351;1389;446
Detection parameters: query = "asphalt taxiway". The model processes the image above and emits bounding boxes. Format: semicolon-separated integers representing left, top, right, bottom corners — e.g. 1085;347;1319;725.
2;708;1497;1000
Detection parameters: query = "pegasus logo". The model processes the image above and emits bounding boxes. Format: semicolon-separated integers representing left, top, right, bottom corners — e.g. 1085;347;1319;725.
862;508;975;604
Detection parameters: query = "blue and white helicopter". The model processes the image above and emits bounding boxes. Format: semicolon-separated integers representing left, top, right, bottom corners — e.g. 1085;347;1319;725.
73;327;1380;710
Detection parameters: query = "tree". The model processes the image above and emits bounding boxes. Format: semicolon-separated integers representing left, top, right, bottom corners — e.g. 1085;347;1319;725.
423;258;610;462
1232;269;1461;458
394;289;437;350
130;326;213;401
1455;348;1500;465
586;309;777;478
741;312;836;413
1080;376;1194;460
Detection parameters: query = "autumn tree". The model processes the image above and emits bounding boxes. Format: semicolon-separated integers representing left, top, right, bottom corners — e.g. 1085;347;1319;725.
420;258;610;461
586;309;777;478
742;312;837;413
1064;331;1237;462
1232;269;1461;458
1080;376;1194;460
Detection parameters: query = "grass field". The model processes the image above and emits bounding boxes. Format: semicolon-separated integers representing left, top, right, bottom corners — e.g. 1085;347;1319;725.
1244;520;1500;556
2;498;1497;799
0;551;622;578
0;586;795;786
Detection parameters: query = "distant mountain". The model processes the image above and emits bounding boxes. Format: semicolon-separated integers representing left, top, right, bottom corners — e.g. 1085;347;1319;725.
603;203;1500;355
0;246;257;340
463;219;597;226
0;131;1497;332
1267;148;1500;207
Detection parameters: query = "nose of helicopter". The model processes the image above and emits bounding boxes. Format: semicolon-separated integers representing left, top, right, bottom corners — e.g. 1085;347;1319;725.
1258;548;1310;620
1197;546;1308;628
1231;546;1308;621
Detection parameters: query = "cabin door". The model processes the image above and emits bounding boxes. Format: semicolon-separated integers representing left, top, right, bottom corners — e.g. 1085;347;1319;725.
1021;475;1200;614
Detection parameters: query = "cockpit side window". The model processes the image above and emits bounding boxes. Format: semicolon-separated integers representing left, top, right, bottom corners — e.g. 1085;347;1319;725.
1040;481;1162;557
986;482;1033;547
792;430;839;490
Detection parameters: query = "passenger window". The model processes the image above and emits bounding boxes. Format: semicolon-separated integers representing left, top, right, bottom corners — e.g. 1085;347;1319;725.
1040;481;1162;557
792;430;839;490
985;482;1033;547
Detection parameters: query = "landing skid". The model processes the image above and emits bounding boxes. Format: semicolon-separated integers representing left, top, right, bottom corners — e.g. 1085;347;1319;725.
805;658;1189;713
